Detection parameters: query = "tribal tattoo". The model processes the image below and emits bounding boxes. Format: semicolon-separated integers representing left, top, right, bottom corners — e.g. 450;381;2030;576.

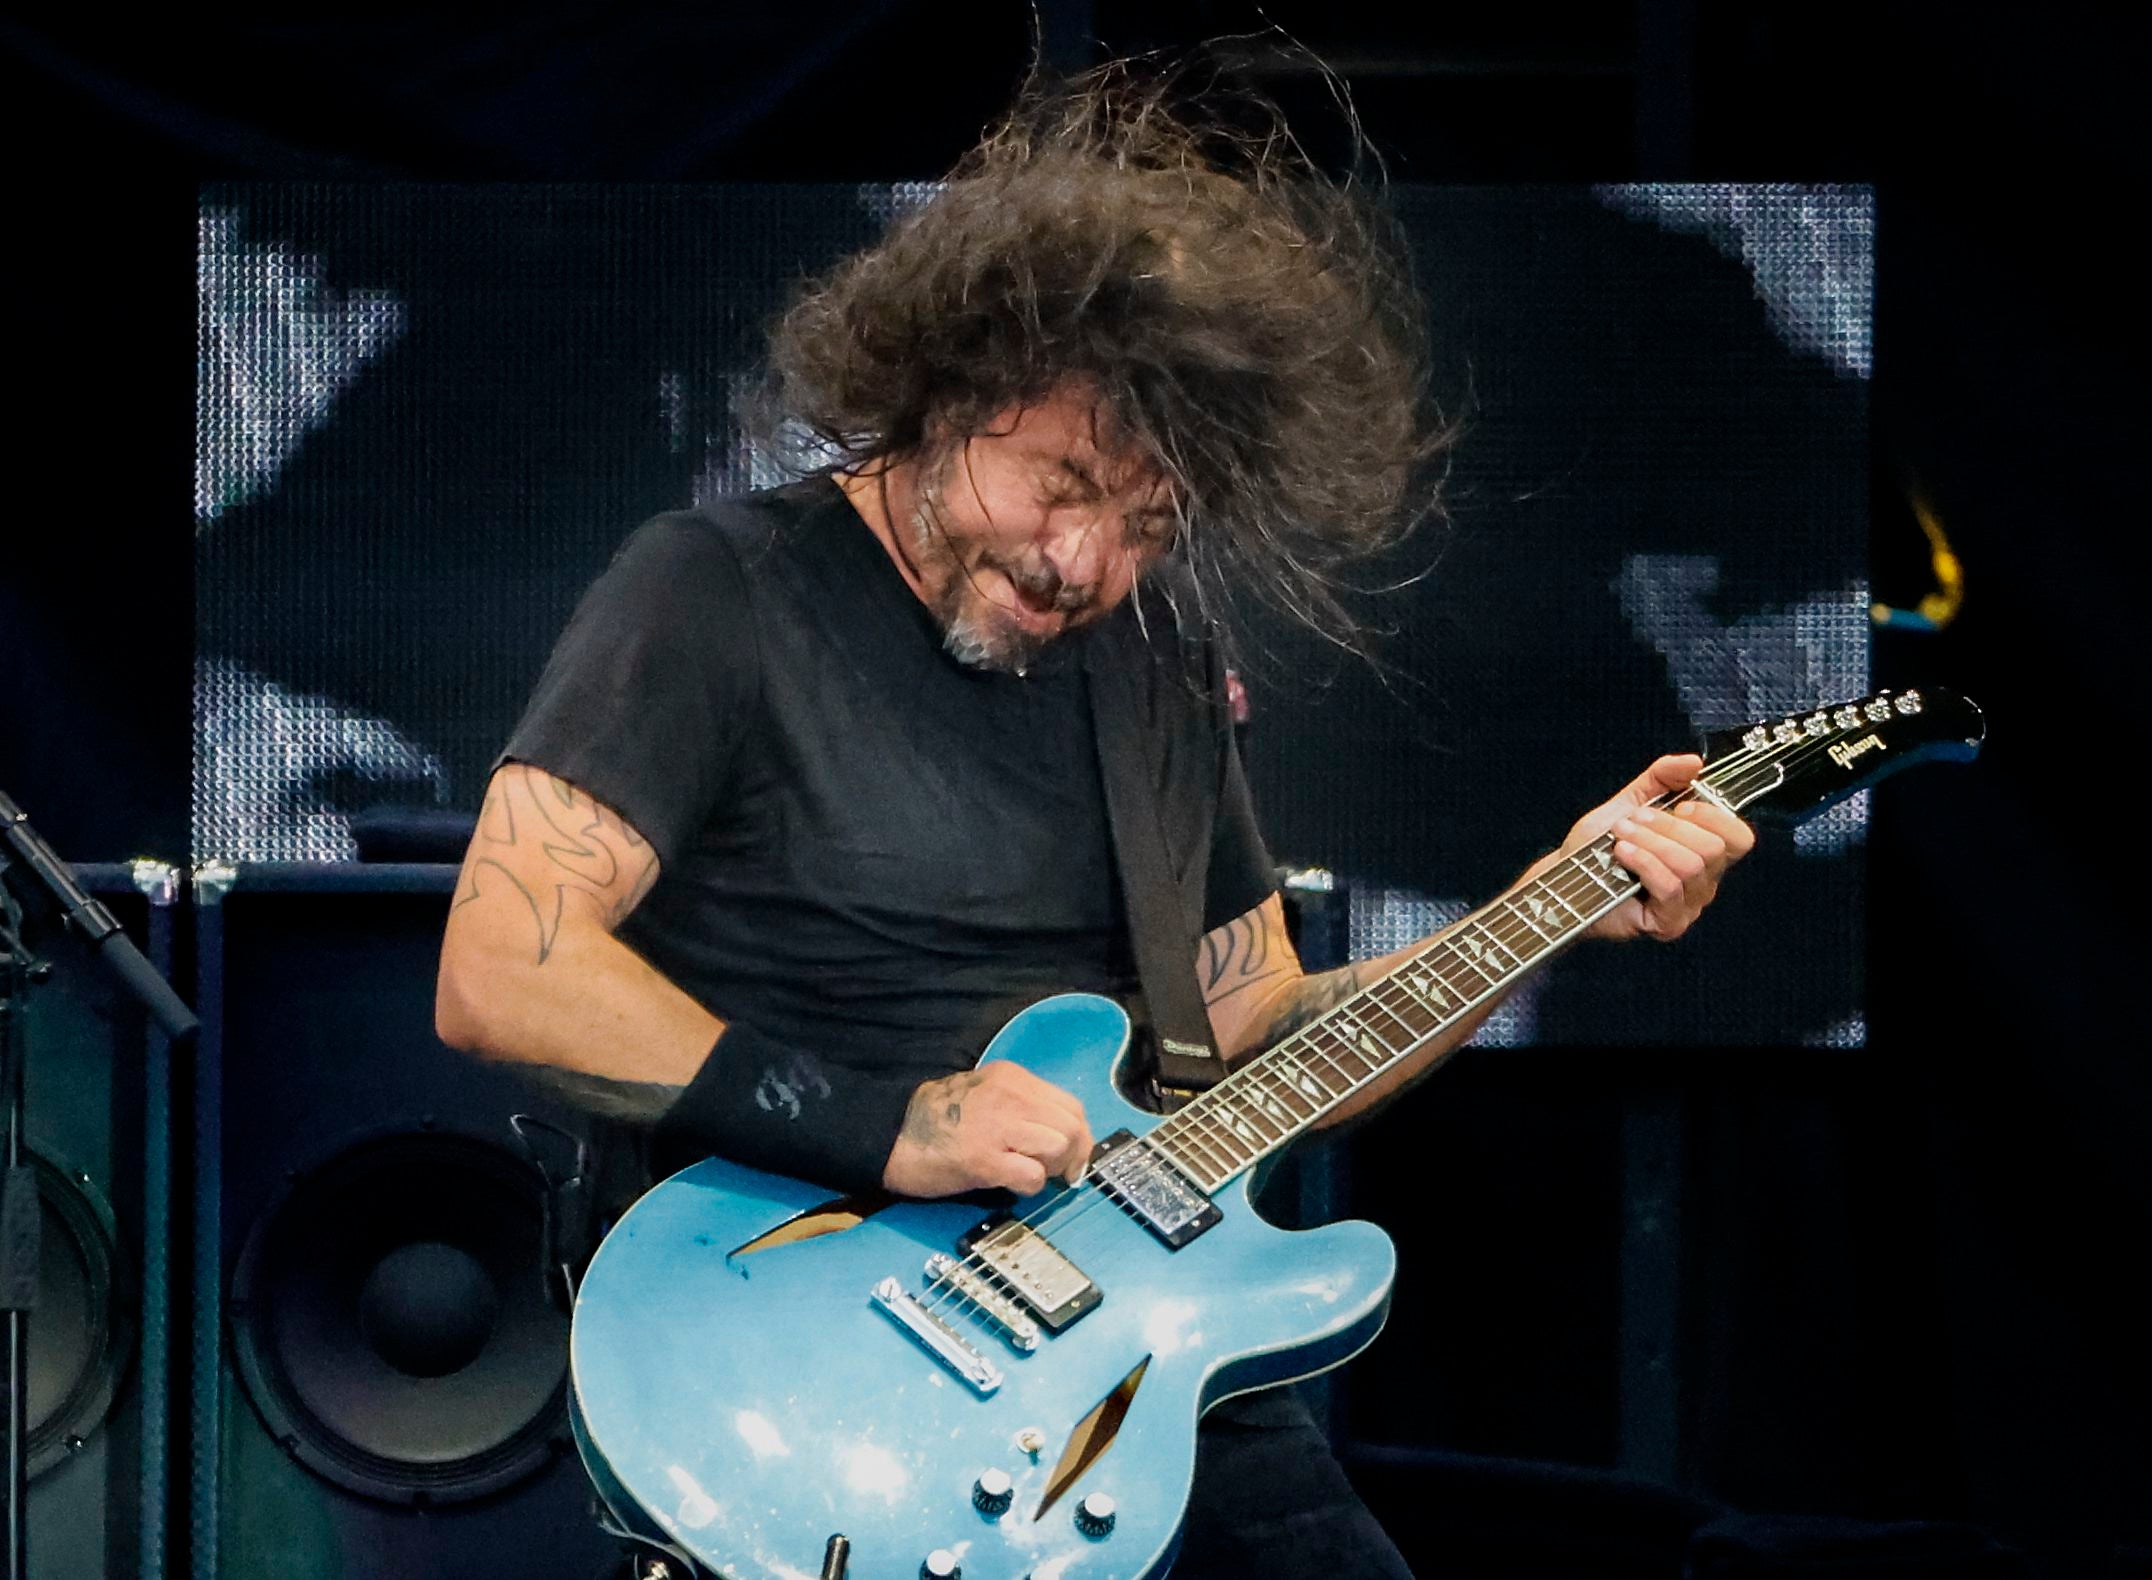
452;766;661;964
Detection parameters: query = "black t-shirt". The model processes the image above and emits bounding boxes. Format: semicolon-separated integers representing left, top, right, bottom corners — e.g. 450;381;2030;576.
502;474;1276;1092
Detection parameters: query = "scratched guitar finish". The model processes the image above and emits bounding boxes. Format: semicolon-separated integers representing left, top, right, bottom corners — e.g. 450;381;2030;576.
570;689;1984;1580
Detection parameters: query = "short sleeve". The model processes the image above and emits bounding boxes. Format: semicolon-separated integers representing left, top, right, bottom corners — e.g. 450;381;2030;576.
499;511;758;869
1202;731;1277;932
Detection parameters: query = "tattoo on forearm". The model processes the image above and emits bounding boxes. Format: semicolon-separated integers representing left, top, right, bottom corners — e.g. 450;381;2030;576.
517;1066;683;1123
902;1070;983;1148
1254;964;1365;1049
1200;912;1290;1004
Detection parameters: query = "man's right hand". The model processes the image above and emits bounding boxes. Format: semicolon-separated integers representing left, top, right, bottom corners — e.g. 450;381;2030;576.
881;1063;1095;1198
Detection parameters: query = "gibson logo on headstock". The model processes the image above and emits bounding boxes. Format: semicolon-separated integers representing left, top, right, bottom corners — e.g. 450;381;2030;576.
1829;733;1885;769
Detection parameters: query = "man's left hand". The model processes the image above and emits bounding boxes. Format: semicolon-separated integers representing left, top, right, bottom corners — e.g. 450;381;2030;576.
1526;754;1756;943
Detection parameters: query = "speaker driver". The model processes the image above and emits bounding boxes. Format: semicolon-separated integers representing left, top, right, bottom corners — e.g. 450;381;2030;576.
229;1126;569;1504
26;1150;134;1479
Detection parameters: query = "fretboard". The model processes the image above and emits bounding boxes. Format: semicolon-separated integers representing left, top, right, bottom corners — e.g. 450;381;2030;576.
1142;830;1649;1191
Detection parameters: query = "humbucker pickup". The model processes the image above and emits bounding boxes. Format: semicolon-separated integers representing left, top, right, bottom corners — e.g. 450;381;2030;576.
958;1218;1102;1332
1090;1130;1222;1248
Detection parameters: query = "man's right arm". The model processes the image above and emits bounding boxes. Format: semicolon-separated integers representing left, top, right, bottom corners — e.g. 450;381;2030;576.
434;762;1092;1192
434;762;717;1119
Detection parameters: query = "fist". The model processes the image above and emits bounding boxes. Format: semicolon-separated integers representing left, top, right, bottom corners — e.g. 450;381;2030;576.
881;1063;1095;1198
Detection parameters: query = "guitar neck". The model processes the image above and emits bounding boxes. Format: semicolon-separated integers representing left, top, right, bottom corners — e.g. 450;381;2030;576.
1138;686;1984;1194
1147;828;1649;1191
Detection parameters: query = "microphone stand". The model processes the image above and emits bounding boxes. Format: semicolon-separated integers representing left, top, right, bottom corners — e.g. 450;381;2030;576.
0;789;198;1580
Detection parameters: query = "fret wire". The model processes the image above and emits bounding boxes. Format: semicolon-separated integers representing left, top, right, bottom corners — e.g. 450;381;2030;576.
1146;828;1661;1195
1505;891;1561;944
1246;1078;1304;1141
1245;1066;1318;1129
1295;1030;1370;1093
1107;721;1885;1198
1218;1080;1288;1147
1430;938;1498;995
1353;984;1421;1044
1267;1044;1343;1110
1289;1025;1365;1092
1332;1001;1402;1072
1362;981;1437;1049
1157;1106;1243;1181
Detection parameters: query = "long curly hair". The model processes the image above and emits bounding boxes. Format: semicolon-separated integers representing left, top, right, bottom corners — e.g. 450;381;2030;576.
756;57;1446;652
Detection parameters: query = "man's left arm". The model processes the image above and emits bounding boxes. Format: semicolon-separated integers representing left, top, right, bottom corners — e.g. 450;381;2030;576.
1201;752;1756;1129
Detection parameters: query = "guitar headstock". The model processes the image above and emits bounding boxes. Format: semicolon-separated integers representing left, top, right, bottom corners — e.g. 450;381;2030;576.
1696;687;1985;821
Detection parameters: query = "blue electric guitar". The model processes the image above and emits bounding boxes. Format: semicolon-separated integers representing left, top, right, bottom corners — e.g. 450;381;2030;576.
570;689;1983;1580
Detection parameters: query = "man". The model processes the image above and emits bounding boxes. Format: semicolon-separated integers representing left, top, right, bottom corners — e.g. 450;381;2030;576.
436;65;1752;1579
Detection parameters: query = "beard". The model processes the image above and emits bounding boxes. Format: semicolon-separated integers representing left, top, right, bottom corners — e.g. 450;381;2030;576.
908;458;1100;675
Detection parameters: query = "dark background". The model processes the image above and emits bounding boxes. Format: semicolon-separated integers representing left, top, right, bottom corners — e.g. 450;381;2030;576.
2;4;2143;1577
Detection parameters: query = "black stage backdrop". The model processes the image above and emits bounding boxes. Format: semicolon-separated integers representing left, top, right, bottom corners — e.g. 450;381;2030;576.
191;182;1871;1054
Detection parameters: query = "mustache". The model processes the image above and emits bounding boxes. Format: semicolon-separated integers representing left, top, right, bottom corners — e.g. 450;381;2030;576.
1002;560;1096;611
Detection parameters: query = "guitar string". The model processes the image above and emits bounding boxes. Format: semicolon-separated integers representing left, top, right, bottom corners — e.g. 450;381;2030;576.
914;716;1893;1324
913;785;1699;1322
918;817;1665;1310
915;738;1794;1321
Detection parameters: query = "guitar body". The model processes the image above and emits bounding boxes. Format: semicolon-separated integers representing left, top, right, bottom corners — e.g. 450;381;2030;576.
572;689;1986;1579
571;994;1397;1580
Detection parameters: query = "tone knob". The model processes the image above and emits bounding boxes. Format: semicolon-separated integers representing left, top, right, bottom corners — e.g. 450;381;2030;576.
921;1550;961;1580
1075;1491;1117;1538
972;1468;1014;1516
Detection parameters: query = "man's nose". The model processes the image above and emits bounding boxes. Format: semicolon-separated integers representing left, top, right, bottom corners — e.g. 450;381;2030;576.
1040;515;1109;590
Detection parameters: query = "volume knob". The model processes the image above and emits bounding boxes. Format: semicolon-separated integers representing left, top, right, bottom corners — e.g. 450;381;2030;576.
972;1469;1014;1517
921;1550;961;1580
1075;1492;1117;1538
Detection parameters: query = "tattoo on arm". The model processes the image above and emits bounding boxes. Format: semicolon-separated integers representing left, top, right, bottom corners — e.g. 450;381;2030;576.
452;767;663;960
1251;964;1365;1049
517;1066;684;1124
456;858;568;963
1200;912;1290;1005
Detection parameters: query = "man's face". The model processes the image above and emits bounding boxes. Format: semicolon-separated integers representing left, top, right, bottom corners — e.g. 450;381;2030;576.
892;387;1180;673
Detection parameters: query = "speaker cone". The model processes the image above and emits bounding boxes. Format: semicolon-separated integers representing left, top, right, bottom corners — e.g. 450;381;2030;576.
27;1151;133;1479
229;1127;569;1504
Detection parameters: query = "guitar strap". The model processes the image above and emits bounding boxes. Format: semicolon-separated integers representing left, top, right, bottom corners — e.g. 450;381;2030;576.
1085;616;1227;1110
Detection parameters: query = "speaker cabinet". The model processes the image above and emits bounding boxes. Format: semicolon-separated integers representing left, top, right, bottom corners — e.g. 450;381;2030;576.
194;865;620;1580
17;863;176;1580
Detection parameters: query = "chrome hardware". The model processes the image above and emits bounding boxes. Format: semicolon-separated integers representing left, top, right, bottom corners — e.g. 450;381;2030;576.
922;1550;961;1579
129;859;180;906
1773;721;1802;745
1686;780;1736;817
1015;1427;1046;1459
960;1220;1100;1332
1833;705;1863;731
1742;726;1770;752
192;859;239;905
1803;711;1830;737
1092;1131;1221;1248
973;1469;1014;1517
1895;690;1923;714
1075;1492;1118;1538
925;1254;1040;1352
870;1278;1002;1395
1864;699;1891;723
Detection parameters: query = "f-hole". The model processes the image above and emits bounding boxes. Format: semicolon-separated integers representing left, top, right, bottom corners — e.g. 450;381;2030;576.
1034;1356;1151;1522
728;1192;891;1258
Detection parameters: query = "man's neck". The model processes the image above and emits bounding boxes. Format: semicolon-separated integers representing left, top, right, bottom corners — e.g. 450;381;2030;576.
835;463;932;610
